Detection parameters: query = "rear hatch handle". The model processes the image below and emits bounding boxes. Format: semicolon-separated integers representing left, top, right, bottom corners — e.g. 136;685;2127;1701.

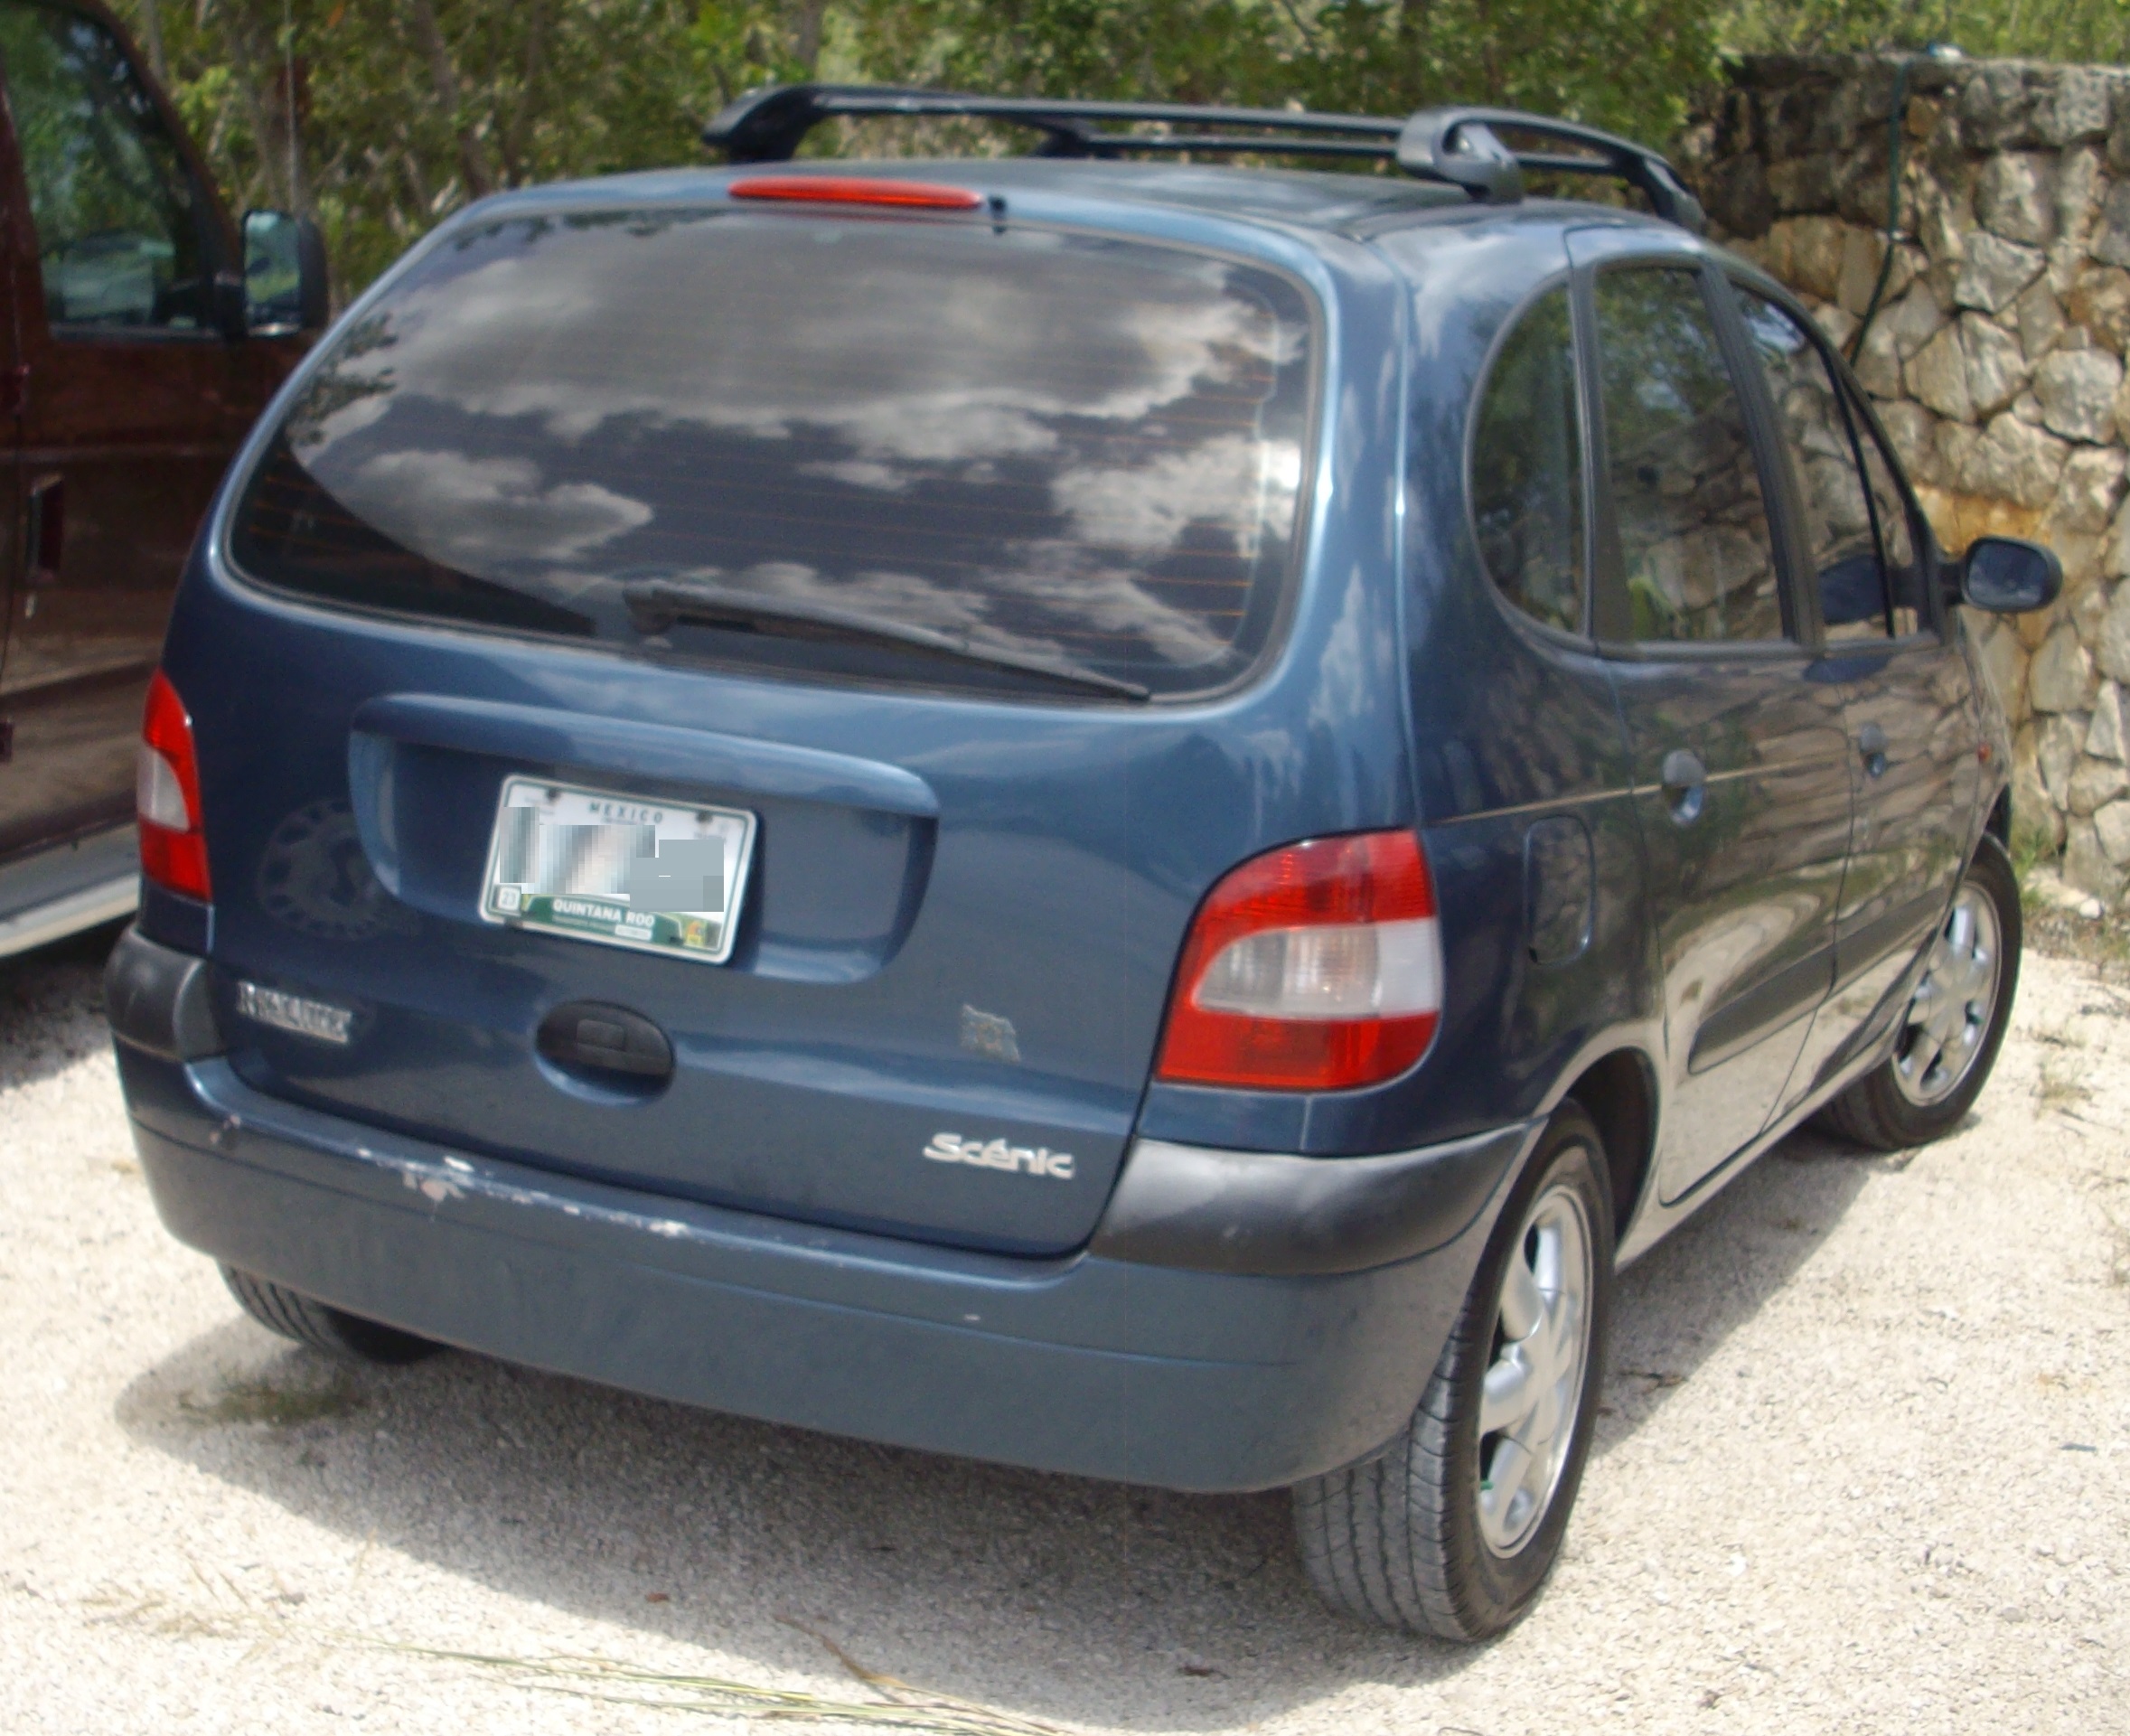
348;693;942;902
351;693;941;817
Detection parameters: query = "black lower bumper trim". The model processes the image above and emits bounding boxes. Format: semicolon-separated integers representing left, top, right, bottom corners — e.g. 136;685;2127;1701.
105;925;221;1062
1089;1122;1534;1277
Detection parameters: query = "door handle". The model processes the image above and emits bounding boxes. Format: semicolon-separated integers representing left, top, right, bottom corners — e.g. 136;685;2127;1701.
24;473;62;586
1857;722;1889;779
1660;747;1708;825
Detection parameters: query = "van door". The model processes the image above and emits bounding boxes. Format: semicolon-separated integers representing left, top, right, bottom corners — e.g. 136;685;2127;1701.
0;0;242;858
1727;283;1980;1107
1582;258;1854;1203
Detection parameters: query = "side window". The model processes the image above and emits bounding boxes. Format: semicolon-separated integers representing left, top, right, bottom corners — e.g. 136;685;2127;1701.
1736;288;1921;640
1593;267;1785;645
1846;382;1922;634
1471;286;1584;634
0;2;209;332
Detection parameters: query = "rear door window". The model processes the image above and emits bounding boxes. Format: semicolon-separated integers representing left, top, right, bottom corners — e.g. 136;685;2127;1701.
231;209;1318;700
1592;267;1786;645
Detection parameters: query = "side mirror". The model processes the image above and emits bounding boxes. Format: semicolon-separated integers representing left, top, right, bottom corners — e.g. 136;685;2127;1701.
1959;536;2061;615
241;210;329;334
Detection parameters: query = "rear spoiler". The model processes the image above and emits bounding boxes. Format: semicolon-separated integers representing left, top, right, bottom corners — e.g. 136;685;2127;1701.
700;85;1705;233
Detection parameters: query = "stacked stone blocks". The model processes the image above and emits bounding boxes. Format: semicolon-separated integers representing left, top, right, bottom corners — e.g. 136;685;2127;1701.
1683;55;2130;898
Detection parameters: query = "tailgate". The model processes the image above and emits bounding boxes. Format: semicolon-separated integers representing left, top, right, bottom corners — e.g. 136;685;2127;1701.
162;183;1408;1254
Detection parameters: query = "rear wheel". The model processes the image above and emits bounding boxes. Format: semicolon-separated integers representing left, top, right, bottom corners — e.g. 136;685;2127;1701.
1293;1104;1614;1639
1816;836;2020;1153
221;1265;438;1365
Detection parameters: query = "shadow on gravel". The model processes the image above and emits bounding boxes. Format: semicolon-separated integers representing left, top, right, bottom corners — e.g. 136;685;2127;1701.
114;1126;1890;1731
0;923;121;1092
1600;1127;1892;1439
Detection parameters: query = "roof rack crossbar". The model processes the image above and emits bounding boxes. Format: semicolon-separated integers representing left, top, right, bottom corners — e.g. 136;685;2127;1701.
700;85;1705;233
1395;107;1706;231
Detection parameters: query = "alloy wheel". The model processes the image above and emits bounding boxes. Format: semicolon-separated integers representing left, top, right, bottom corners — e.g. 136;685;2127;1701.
1891;885;2002;1108
1476;1179;1594;1557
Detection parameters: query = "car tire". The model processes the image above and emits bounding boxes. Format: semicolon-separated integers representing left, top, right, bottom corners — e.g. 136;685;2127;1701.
1816;835;2020;1154
1292;1103;1614;1640
221;1265;438;1365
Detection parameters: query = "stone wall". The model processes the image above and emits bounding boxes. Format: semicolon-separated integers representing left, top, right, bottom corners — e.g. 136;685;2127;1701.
1679;54;2130;898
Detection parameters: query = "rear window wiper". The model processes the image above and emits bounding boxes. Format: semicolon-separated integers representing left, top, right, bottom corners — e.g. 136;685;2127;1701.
620;577;1151;702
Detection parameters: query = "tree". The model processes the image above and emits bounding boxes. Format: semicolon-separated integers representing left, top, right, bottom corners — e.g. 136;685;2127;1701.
126;0;736;292
109;0;2126;302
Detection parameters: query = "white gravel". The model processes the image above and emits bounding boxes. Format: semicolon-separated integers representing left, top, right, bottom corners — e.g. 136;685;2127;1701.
3;924;2126;1734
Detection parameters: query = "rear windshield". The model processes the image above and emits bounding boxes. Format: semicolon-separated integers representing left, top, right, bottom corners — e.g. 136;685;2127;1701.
230;206;1318;700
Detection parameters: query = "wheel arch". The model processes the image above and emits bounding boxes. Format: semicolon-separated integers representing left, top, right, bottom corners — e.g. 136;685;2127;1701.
1561;1046;1656;1240
1985;784;2012;849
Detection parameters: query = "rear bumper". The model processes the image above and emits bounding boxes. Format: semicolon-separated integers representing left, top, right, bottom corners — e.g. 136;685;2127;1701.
110;930;1531;1492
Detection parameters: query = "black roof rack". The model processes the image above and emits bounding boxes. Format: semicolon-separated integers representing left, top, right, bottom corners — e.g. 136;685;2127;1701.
699;85;1705;233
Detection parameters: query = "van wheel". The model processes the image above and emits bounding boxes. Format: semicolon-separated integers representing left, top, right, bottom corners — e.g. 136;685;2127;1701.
221;1266;437;1365
1292;1103;1613;1640
1816;836;2020;1154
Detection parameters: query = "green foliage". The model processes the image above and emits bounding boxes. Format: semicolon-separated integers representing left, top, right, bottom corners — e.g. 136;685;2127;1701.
1718;0;2130;62
105;0;2127;305
843;0;1720;152
122;0;729;292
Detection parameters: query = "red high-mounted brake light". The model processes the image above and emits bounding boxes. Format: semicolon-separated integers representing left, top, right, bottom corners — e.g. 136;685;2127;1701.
1155;830;1441;1092
137;670;211;902
727;174;985;211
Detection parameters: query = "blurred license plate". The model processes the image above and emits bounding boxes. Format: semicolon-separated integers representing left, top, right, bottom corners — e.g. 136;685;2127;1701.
479;776;756;965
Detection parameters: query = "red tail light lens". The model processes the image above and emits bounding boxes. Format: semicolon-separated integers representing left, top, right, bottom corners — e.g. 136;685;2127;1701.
1155;830;1441;1092
137;670;211;902
728;174;984;211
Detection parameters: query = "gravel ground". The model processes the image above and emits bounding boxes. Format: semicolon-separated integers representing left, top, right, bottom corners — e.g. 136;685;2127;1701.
4;924;2127;1735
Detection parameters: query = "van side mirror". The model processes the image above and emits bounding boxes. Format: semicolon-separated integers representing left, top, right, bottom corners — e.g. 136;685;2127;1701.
242;210;329;333
1959;536;2061;615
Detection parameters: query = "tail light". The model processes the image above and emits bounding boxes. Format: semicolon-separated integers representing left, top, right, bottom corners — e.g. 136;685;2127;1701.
1155;830;1440;1092
137;670;211;902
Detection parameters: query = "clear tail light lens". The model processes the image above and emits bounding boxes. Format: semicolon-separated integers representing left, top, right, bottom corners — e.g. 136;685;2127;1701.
1155;830;1440;1091
137;670;211;902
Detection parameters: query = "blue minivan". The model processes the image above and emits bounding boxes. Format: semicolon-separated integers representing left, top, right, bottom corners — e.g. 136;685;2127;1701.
106;90;2059;1638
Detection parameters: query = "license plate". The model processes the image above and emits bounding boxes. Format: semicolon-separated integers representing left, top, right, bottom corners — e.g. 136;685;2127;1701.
479;776;756;965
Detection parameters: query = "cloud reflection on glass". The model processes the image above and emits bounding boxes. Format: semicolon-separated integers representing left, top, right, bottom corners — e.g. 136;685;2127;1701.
238;207;1317;697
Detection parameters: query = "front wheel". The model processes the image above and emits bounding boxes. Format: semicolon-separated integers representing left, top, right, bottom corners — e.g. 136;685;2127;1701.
1816;835;2021;1153
1293;1104;1614;1640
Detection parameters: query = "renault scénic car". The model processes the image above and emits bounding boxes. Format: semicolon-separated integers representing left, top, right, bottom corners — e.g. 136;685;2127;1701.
105;89;2060;1638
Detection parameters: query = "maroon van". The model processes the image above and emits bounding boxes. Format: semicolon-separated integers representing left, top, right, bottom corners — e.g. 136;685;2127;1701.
0;0;323;958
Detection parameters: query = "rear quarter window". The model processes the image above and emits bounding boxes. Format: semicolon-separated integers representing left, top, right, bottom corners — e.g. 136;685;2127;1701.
230;207;1318;700
1469;286;1584;635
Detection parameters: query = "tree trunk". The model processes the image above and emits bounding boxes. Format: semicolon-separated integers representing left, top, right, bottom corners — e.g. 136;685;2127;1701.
408;0;493;200
136;0;168;84
1395;0;1431;106
1474;0;1503;100
791;0;831;74
220;2;301;212
498;0;550;186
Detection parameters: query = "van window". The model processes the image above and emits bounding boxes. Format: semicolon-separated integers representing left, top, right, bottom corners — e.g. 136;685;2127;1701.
232;209;1318;700
1732;287;1920;640
1594;267;1785;645
1470;286;1583;634
0;1;210;332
